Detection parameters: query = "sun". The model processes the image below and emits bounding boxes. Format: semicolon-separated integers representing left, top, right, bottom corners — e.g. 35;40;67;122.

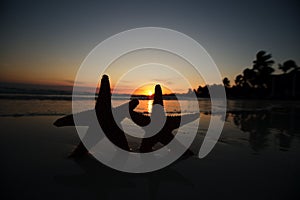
146;90;153;96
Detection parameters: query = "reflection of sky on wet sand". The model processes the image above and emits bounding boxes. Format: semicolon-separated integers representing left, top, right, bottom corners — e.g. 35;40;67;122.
1;114;299;199
1;98;300;198
1;98;300;154
147;100;152;114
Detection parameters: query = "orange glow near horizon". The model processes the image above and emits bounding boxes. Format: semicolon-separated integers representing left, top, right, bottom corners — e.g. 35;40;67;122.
0;49;206;94
132;84;173;96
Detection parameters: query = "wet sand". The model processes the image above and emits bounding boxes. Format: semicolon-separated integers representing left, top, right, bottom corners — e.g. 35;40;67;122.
1;116;299;199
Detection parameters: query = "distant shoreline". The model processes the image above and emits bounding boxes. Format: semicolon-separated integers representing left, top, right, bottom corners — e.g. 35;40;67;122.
1;93;300;101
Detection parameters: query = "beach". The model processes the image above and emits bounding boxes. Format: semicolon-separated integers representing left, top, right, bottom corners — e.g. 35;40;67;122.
1;106;299;199
2;0;300;199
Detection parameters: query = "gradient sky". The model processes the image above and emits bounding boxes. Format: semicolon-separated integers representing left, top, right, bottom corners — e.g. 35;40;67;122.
1;0;299;93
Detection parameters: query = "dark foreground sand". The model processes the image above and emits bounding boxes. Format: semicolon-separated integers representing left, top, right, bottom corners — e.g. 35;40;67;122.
1;116;299;199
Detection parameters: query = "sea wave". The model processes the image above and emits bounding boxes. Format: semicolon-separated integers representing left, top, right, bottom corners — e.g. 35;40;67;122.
0;94;92;101
0;94;201;101
0;113;67;117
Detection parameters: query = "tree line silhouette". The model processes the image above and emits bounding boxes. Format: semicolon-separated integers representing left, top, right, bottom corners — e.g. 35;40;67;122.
192;50;300;99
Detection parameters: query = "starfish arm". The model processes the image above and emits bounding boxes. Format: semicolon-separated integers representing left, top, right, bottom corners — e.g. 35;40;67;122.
53;109;94;127
129;111;151;126
112;99;139;124
129;112;199;129
53;99;139;127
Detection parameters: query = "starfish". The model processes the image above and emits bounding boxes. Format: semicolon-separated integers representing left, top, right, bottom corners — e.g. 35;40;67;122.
54;75;199;157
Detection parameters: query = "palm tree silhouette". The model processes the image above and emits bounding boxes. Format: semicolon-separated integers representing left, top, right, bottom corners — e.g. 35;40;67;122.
234;74;244;87
222;77;230;88
252;50;275;89
242;68;256;88
278;60;299;74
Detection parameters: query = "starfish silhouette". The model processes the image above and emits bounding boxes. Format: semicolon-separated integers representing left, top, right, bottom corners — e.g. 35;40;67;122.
54;75;199;157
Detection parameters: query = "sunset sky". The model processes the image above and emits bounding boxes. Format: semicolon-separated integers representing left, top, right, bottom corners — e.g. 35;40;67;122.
1;0;299;94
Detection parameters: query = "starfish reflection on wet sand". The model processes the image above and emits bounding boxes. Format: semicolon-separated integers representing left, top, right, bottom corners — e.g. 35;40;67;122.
54;75;199;157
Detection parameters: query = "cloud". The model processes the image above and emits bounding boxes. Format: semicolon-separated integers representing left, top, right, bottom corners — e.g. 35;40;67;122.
151;79;174;85
63;80;85;85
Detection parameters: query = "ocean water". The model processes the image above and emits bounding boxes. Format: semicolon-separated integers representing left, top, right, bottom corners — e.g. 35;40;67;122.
2;93;294;116
1;94;300;154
